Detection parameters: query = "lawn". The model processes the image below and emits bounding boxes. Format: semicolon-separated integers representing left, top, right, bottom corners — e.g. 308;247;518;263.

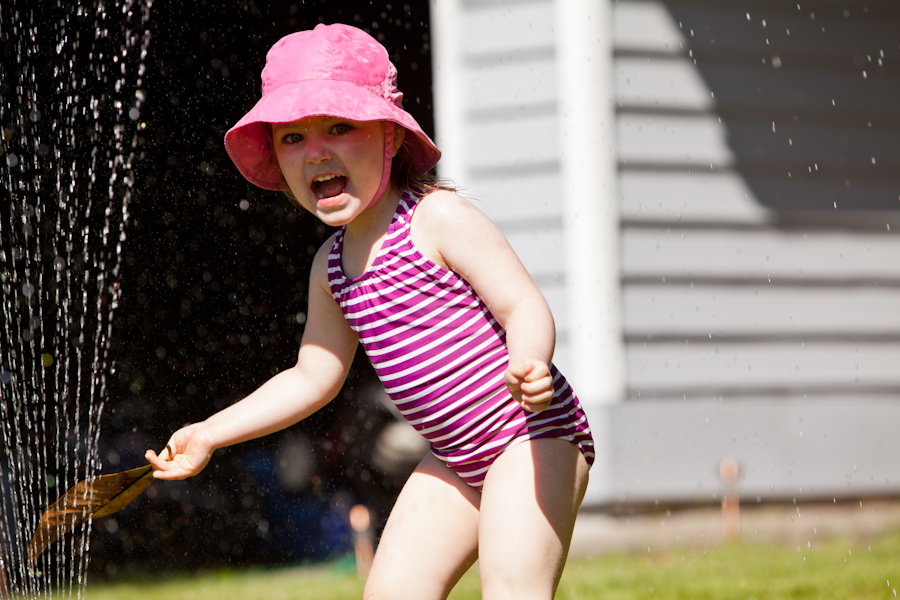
83;528;900;600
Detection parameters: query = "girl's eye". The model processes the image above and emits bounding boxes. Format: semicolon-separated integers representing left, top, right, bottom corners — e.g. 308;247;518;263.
331;123;352;135
281;132;303;144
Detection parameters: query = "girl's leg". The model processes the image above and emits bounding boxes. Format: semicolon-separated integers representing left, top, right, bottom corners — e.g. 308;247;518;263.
477;438;590;600
364;452;482;600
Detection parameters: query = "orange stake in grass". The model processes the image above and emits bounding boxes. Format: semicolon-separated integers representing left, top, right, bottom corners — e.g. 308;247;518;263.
28;464;155;566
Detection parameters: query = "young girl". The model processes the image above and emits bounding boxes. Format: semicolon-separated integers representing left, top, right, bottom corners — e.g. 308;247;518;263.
146;23;594;599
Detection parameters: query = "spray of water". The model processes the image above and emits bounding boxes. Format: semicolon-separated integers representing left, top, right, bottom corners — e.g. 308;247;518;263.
0;0;152;596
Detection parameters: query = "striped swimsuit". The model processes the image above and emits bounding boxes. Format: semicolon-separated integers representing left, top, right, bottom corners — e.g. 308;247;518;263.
328;190;594;490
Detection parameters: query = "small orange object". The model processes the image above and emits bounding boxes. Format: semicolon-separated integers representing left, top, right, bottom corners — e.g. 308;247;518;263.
349;504;375;579
719;457;740;539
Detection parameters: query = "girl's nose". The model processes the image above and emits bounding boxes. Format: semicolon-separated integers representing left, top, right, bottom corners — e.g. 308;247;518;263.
305;134;331;164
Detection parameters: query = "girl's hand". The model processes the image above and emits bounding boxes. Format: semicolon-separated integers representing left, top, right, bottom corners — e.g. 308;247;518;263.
145;424;215;480
505;358;554;413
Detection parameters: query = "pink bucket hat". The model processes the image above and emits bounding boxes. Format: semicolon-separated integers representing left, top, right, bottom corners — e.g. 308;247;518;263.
224;23;441;192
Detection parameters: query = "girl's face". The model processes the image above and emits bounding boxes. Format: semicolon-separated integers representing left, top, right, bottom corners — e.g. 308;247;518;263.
272;116;386;226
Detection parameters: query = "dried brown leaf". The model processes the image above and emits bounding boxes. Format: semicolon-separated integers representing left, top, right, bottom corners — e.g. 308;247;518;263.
28;464;154;565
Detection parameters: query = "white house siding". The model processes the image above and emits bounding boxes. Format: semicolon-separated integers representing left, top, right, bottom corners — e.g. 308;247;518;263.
431;0;900;505
612;0;900;504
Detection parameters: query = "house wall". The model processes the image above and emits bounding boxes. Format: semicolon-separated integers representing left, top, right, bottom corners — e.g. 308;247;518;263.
429;0;900;505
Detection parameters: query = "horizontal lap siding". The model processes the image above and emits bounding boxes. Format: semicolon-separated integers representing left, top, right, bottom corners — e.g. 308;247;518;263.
624;286;900;339
623;228;900;280
628;341;900;393
440;0;900;502
616;0;900;404
449;0;572;365
608;396;900;500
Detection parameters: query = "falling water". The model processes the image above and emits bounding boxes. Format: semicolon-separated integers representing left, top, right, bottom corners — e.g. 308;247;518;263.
0;0;152;596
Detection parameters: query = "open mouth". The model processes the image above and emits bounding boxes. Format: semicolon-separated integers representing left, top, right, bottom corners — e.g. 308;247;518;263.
312;174;347;200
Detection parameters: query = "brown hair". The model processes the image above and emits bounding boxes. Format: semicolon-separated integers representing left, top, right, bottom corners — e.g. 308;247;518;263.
391;134;456;194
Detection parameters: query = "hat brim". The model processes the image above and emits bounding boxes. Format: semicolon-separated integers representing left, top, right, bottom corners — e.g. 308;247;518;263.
224;79;441;191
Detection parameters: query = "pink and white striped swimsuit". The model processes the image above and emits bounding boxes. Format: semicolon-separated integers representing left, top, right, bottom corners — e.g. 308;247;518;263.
328;190;594;490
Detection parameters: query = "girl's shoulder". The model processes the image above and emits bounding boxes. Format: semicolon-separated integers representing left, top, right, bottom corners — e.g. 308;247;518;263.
409;189;500;270
411;188;480;227
413;188;495;233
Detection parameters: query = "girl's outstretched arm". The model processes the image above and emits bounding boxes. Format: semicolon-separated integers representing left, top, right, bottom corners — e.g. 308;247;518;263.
145;237;358;479
410;190;557;412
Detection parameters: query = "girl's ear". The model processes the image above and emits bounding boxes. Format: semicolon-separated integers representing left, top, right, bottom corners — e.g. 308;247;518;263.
391;126;406;157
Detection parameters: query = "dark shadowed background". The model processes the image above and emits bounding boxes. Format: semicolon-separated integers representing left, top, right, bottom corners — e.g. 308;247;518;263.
91;0;434;578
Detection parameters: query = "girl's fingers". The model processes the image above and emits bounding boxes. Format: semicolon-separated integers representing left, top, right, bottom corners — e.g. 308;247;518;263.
145;425;209;480
506;357;537;382
144;449;169;473
521;388;553;401
521;363;550;383
518;375;553;412
144;451;194;480
520;375;552;396
507;360;553;411
146;441;183;468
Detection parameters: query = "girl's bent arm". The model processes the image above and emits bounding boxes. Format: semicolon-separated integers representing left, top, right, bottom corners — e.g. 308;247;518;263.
411;191;557;411
146;239;358;479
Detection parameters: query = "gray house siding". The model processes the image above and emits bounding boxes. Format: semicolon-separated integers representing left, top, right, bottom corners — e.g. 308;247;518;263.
430;0;900;505
614;0;900;503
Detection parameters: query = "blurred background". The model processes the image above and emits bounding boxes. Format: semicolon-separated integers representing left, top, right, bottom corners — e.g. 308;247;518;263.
91;0;441;578
2;0;439;582
2;0;899;586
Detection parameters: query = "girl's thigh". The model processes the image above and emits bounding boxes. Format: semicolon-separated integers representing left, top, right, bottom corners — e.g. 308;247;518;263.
364;452;482;600
477;438;590;600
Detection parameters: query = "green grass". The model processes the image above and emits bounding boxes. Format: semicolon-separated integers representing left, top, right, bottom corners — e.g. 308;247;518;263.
83;529;900;600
